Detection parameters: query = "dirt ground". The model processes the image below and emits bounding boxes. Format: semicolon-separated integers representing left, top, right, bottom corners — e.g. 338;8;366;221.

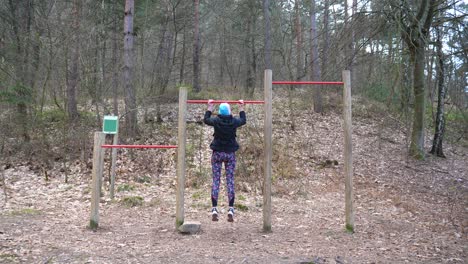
1;96;467;263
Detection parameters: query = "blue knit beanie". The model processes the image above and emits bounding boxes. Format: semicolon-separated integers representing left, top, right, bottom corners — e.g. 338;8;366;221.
219;103;231;115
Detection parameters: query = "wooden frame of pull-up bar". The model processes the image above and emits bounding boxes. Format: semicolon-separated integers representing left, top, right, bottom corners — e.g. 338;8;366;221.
90;70;352;233
175;93;265;228
175;70;353;233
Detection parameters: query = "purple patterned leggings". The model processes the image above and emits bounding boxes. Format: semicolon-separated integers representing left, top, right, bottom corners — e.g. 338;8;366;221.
211;151;236;207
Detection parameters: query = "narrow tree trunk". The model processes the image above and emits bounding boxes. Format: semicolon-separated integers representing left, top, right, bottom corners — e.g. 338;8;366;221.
140;0;150;91
112;2;119;116
157;28;174;122
250;19;257;95
409;44;426;159
67;0;80;122
9;0;31;141
93;30;101;124
310;0;322;113
263;0;271;70
295;0;303;81
244;14;255;97
123;0;138;136
322;0;330;79
193;0;201;92
430;28;446;158
219;23;225;85
344;0;353;70
351;0;357;87
179;23;187;85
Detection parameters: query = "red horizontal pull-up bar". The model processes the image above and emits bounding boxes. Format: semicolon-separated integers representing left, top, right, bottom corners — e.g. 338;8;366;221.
272;81;344;85
186;100;265;104
101;145;177;149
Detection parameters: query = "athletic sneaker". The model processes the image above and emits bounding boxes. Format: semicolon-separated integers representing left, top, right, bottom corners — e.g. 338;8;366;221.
211;207;219;221
227;207;234;222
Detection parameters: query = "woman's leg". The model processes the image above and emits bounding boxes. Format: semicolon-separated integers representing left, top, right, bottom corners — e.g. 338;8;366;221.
211;151;222;207
224;152;236;207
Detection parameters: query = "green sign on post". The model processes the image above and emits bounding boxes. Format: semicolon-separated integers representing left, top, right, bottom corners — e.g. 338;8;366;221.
103;116;118;134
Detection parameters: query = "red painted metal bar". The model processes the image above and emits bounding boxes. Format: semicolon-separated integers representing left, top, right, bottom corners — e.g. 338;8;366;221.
272;81;344;85
101;145;177;149
187;100;265;104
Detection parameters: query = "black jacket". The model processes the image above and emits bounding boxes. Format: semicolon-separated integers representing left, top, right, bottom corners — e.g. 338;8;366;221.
204;111;246;152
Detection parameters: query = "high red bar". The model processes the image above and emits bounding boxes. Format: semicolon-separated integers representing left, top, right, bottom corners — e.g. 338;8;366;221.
272;81;344;85
186;100;265;104
101;145;177;149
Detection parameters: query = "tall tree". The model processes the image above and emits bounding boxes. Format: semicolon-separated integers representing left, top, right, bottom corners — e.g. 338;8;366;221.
391;0;439;159
193;0;201;92
112;2;120;116
123;0;138;136
310;0;322;113
67;0;81;122
3;0;34;141
321;0;330;79
351;0;357;81
263;0;271;70
242;0;258;97
295;0;303;80
430;26;447;158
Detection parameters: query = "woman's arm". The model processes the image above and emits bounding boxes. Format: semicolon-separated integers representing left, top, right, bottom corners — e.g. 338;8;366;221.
203;99;216;126
237;100;246;127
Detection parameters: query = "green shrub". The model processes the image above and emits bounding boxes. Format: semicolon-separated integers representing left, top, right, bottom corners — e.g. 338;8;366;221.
0;83;33;105
235;203;249;212
10;208;41;216
0;253;19;262
135;175;151;183
117;184;135;192
38;109;67;123
121;196;144;207
363;83;399;105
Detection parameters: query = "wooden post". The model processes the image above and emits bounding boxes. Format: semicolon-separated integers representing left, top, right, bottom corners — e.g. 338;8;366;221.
342;70;354;233
175;87;187;228
109;134;118;199
90;132;105;229
263;70;272;232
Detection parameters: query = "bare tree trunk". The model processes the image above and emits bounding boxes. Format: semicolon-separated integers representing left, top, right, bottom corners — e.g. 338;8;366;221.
250;18;257;94
263;0;271;70
139;0;150;100
112;2;119;116
7;0;31;142
409;43;426;159
310;0;322;113
67;0;80;122
394;0;438;159
179;23;187;85
351;0;357;88
430;27;446;158
219;24;225;85
123;0;138;137
344;0;353;70
156;27;174;122
322;0;330;79
244;9;255;97
295;0;303;81
193;0;201;92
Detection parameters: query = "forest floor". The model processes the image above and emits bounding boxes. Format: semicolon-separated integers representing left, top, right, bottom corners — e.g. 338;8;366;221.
0;91;467;263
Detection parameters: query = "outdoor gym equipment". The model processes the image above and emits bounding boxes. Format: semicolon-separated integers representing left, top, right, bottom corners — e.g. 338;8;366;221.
176;70;353;233
90;70;353;233
265;70;354;232
89;130;177;230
